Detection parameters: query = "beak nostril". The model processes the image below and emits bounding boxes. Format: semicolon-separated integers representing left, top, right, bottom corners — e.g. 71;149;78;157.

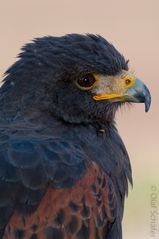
125;79;131;85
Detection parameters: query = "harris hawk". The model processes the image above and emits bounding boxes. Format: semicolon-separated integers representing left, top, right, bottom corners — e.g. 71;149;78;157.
0;34;151;239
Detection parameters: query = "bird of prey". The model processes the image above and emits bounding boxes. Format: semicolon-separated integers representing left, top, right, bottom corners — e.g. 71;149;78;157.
0;34;151;239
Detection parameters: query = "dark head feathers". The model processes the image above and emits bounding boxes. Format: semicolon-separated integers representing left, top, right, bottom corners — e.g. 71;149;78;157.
5;34;128;80
1;34;128;124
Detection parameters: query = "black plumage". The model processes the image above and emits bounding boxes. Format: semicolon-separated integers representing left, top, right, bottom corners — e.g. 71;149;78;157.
0;34;151;239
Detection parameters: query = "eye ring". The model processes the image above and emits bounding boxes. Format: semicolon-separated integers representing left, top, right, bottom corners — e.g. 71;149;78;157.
76;74;97;90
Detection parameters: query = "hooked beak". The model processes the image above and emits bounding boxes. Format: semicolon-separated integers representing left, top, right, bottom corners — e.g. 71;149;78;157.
124;78;151;112
93;71;151;112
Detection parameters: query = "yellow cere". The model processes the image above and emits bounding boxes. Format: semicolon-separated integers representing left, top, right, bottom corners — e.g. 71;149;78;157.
93;94;124;101
121;71;135;89
92;71;136;101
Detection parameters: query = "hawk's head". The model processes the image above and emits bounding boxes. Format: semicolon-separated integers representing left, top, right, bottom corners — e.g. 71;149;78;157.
2;34;151;124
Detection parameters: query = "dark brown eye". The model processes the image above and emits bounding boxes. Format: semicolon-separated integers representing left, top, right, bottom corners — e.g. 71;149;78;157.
76;74;96;89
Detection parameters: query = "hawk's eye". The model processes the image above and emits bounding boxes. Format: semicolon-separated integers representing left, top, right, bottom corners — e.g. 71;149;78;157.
76;74;96;89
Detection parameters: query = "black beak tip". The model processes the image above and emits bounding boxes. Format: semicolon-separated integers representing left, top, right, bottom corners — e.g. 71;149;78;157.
144;85;151;112
145;95;151;112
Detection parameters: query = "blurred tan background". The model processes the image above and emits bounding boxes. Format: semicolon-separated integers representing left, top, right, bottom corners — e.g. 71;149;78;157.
0;0;158;238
